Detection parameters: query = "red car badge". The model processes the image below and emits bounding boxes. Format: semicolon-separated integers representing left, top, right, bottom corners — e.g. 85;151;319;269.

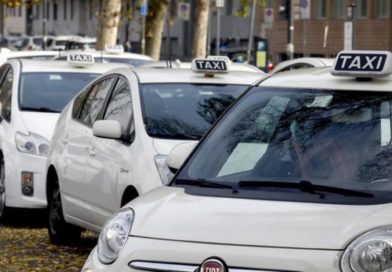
200;258;226;272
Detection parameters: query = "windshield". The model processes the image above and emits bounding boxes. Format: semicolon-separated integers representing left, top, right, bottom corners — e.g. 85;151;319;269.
19;72;98;113
54;40;67;46
14;38;29;49
33;38;43;46
141;83;249;140
176;87;392;203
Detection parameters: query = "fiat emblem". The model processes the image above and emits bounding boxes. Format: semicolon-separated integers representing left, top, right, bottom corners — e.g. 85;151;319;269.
200;258;226;272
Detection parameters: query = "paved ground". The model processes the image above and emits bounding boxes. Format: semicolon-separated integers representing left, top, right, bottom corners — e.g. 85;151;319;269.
0;209;97;272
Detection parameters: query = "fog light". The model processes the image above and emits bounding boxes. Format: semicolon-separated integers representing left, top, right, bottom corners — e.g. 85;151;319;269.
21;171;34;197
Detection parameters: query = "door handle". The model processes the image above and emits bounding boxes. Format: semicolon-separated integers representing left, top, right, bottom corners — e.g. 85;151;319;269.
88;146;96;157
62;134;69;144
120;167;129;173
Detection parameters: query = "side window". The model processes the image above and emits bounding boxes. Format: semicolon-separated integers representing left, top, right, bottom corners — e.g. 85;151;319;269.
72;88;89;119
381;101;391;146
78;77;115;126
0;68;13;122
104;77;133;135
0;65;9;81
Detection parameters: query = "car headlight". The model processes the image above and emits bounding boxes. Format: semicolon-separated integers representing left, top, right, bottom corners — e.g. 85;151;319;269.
154;155;174;185
341;226;392;272
15;131;50;156
97;208;134;264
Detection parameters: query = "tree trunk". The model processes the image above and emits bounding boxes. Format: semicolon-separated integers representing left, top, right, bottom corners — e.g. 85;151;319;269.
192;0;210;58
145;0;170;60
96;0;122;50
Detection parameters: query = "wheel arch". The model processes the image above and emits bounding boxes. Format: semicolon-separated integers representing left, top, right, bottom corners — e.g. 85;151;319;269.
46;165;58;204
121;186;139;207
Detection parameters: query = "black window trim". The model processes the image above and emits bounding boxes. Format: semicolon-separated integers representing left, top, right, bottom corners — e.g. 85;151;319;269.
73;74;119;128
101;75;135;146
1;63;13;123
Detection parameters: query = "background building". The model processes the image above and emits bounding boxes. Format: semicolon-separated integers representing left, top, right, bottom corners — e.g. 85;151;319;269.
264;0;392;63
1;0;392;64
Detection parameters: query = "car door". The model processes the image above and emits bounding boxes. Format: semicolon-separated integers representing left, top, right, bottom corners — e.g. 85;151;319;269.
0;66;15;201
60;76;117;220
82;76;135;227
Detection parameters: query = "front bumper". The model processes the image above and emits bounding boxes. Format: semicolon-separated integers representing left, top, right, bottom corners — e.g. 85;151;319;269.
82;236;343;272
5;151;47;209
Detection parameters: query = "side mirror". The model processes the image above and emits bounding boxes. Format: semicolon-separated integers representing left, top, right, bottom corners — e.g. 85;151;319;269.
167;142;198;172
93;120;122;139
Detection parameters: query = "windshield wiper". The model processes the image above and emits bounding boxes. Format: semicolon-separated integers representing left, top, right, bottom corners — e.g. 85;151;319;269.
149;132;201;140
21;106;58;113
175;178;238;192
238;180;374;198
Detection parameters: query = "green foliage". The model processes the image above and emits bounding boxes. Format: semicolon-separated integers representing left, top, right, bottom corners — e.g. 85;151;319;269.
235;0;265;17
0;0;41;8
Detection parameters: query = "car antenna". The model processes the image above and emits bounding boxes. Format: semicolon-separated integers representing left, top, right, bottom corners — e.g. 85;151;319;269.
165;0;172;68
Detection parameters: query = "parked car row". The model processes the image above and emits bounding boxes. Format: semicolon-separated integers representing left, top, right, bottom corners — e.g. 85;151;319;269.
0;45;155;68
80;50;392;272
0;52;264;237
2;34;97;51
3;48;391;272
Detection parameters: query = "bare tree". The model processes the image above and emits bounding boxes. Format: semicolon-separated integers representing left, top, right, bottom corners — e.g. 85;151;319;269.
145;0;170;60
96;0;122;50
191;0;210;58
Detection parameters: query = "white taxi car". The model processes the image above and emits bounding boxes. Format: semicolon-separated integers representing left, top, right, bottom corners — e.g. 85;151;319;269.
271;57;334;73
54;45;154;67
83;50;392;272
0;54;127;218
46;57;263;245
0;50;61;66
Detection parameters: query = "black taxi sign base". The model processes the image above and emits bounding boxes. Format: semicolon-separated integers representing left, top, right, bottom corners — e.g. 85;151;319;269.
332;50;392;77
192;58;229;75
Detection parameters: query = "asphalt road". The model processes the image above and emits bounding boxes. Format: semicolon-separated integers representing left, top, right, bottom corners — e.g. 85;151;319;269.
0;208;97;272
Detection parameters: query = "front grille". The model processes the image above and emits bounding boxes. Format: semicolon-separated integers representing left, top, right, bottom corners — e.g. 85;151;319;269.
129;261;297;272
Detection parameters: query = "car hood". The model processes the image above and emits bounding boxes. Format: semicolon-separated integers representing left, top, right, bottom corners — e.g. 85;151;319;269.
152;138;198;155
130;186;392;250
21;112;60;140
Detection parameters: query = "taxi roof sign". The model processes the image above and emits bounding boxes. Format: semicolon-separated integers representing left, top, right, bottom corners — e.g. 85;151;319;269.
192;56;230;76
67;52;94;67
331;50;392;77
105;44;124;54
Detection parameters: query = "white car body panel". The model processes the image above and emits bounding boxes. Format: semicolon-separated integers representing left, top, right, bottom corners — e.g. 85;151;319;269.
83;187;384;272
20;112;60;140
84;236;341;272
152;138;197;155
271;57;334;73
128;187;388;250
54;51;154;66
0;50;61;66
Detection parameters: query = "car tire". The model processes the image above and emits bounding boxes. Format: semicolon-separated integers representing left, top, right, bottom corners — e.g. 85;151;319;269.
48;178;82;246
0;156;7;220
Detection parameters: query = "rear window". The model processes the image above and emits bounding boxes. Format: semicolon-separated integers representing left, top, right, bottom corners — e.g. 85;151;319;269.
19;72;99;113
